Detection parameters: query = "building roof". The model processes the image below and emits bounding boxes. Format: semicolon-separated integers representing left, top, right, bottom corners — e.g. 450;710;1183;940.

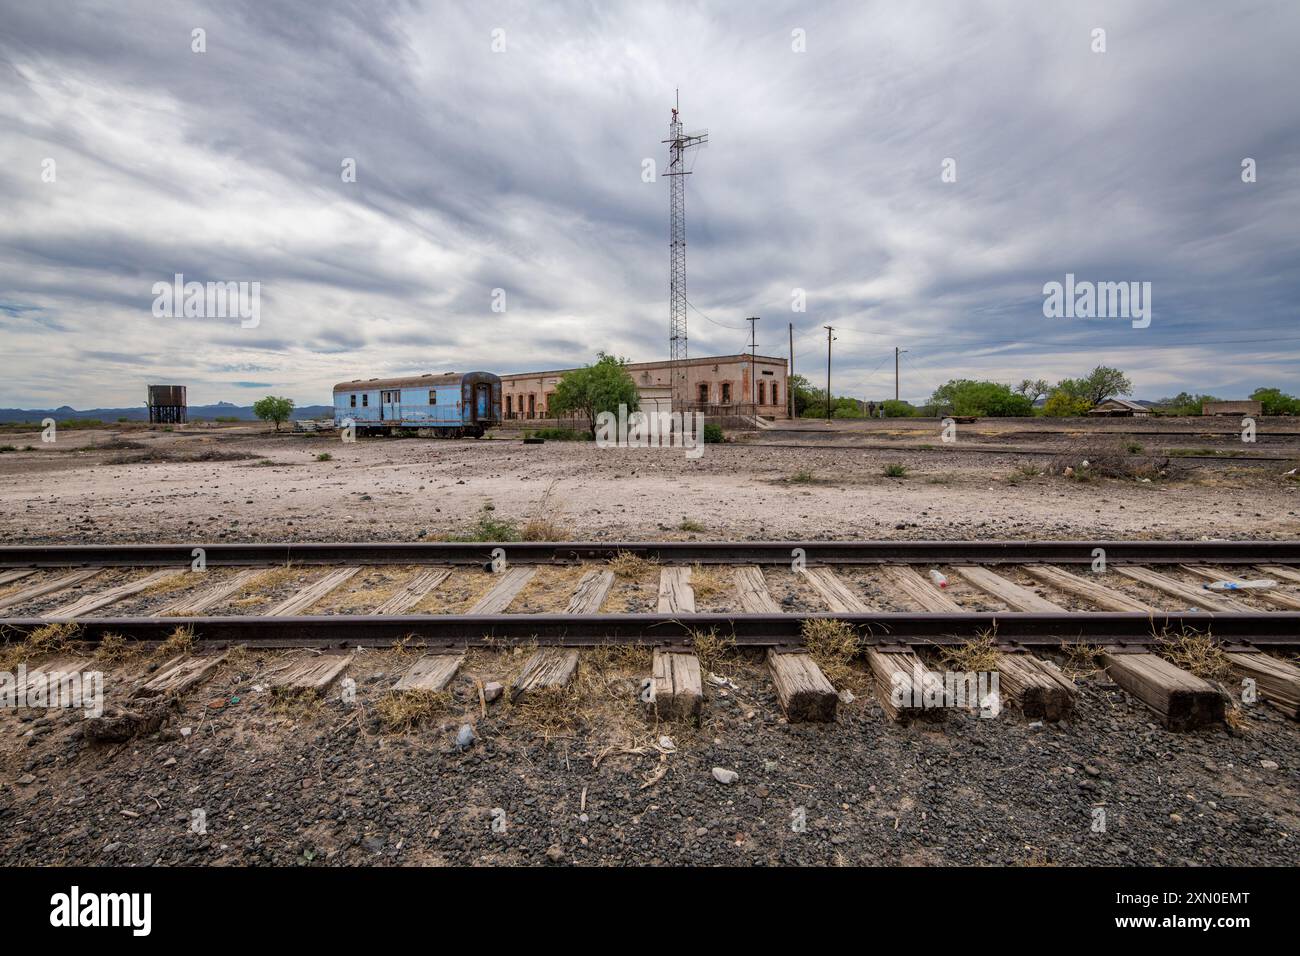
333;373;465;392
500;354;786;381
1091;398;1148;411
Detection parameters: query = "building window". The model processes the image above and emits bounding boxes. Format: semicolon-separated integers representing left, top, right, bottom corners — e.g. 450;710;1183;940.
362;393;369;407
721;382;732;404
771;383;779;409
428;390;437;405
349;394;356;408
697;383;709;404
506;395;513;416
757;382;766;405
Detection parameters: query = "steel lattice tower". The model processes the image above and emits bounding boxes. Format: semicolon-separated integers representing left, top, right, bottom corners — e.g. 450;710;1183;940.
663;95;707;410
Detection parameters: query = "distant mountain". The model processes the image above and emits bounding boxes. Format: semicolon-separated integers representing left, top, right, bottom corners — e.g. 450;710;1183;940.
0;402;334;424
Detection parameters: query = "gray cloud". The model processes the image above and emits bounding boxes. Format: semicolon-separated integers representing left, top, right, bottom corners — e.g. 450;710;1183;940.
0;0;1297;408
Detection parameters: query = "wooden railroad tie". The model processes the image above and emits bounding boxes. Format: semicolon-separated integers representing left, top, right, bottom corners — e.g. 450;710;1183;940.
1101;650;1225;730
133;653;227;699
766;649;837;722
511;647;579;702
270;652;354;695
647;648;703;724
392;652;464;693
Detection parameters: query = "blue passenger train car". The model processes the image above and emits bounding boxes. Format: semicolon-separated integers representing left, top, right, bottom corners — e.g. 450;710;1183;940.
333;372;501;437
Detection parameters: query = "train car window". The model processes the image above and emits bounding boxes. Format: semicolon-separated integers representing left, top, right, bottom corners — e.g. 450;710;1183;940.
362;393;369;407
429;390;436;405
350;394;356;407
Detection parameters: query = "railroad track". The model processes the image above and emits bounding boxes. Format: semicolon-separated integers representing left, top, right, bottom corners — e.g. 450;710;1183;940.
738;440;1295;464
3;541;1298;728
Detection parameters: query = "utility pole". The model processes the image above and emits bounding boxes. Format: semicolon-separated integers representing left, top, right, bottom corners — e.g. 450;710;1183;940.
825;326;835;421
745;317;759;408
895;347;908;402
662;92;708;412
788;322;794;419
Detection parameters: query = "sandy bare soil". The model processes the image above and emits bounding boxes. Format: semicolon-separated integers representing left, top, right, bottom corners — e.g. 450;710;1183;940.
0;422;1297;543
1;421;1298;869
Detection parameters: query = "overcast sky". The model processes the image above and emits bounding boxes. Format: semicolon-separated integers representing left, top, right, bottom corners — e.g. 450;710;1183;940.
1;0;1297;408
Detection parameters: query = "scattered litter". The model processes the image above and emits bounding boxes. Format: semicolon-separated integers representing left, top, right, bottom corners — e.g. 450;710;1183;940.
1284;468;1297;476
839;689;856;704
657;735;676;752
711;767;738;785
179;727;192;737
1203;579;1276;591
928;570;949;589
707;673;737;690
251;684;265;693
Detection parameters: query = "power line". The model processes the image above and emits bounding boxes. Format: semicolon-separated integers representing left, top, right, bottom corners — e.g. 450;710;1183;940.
684;297;747;331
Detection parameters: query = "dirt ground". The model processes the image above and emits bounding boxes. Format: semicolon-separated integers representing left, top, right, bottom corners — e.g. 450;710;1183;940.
1;644;1296;867
1;420;1298;868
0;421;1297;543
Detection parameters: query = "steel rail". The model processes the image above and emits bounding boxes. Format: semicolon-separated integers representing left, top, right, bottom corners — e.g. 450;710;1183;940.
735;441;1292;464
2;540;1299;567
4;610;1299;647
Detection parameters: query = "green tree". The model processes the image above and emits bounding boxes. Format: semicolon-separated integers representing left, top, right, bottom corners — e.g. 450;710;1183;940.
1077;366;1133;406
788;374;819;417
549;352;640;438
1155;392;1218;416
928;379;1032;417
1014;378;1050;404
1250;387;1300;415
252;395;295;432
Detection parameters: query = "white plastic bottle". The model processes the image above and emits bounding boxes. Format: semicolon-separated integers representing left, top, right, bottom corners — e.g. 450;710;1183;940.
928;569;949;589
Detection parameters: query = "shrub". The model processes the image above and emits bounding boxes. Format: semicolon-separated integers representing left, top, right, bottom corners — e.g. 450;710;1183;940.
1043;391;1093;417
702;423;723;443
928;380;1033;417
1250;387;1300;416
529;427;589;441
879;399;918;418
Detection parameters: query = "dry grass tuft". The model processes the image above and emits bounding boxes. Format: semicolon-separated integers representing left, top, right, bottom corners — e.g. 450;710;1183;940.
510;685;581;738
521;480;569;541
691;627;737;675
1157;628;1234;682
1060;641;1103;677
375;690;450;733
1224;704;1251;733
607;551;659;578
522;517;569;541
140;573;195;598
688;564;728;601
938;628;1001;672
153;624;195;659
378;633;425;666
93;632;135;665
269;688;327;721
584;642;653;672
801;618;864;689
0;622;81;668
